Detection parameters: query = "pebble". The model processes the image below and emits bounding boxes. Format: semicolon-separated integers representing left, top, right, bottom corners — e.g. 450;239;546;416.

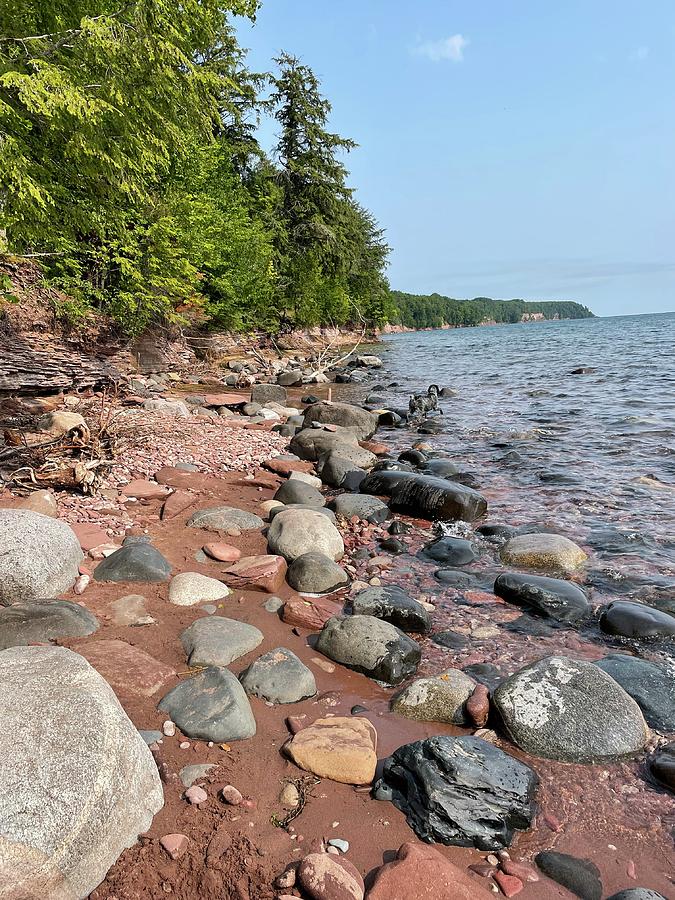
160;834;189;860
184;785;207;805
328;838;349;853
494;871;523;897
163;720;176;737
221;785;243;806
280;783;300;807
179;741;190;750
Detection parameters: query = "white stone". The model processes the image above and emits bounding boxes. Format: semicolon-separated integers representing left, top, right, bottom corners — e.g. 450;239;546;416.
169;572;231;607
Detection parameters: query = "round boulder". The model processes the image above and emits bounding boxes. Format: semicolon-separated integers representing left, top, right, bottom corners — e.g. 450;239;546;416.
599;600;675;640
0;510;83;605
303;401;379;440
239;647;316;704
392;670;476;724
493;573;590;623
274;480;325;507
500;533;587;574
287;552;349;594
267;508;344;562
316;615;421;685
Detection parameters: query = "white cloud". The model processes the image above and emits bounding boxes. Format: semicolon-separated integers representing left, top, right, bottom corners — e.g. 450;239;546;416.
630;45;649;61
414;34;469;63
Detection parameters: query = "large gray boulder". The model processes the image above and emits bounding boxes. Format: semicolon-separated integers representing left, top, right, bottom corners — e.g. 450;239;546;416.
0;646;163;898
303;401;379;440
287;552;349;594
94;537;171;583
316;614;420;685
0;600;99;650
316;452;367;488
274;480;325;507
158;666;256;742
599;600;675;640
289;428;361;462
493;655;649;762
0;510;83;605
180;617;263;668
267;508;344;562
240;647;316;704
251;383;287;405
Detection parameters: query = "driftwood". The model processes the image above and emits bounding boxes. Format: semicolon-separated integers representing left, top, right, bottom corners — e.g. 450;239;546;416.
0;335;118;394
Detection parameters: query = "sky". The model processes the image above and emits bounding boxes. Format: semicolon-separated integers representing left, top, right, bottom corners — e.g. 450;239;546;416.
237;2;675;316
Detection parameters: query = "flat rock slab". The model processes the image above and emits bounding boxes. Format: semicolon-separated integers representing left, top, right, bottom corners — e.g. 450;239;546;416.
376;735;538;851
120;480;172;500
180;617;263;668
0;600;99;650
203;543;241;563
202;393;248;407
161;490;198;521
494;572;590;623
367;841;493;900
158;666;256;742
263;457;315;476
282;595;342;630
0;646;163;898
110;594;156;627
595;653;675;731
286;716;377;784
500;533;588;574
350;585;431;634
240;648;316;704
77;640;176;699
493;655;649;762
316;614;421;685
169;572;231;606
69;522;111;552
222;555;288;593
94;541;171;583
187;506;264;532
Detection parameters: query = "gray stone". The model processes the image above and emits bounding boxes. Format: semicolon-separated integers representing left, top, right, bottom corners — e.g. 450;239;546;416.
606;891;667;900
242;401;262;416
375;735;537;850
288;471;322;489
419;536;476;566
180;616;263;667
316;615;420;685
158;666;256;742
0;510;83;604
139;730;163;745
287;552;349;594
331;494;390;523
493;655;649;762
535;851;602;900
303;401;379;440
274;480;325;507
500;533;587;574
110;594;156;626
317;453;367;488
251;383;288;405
392;670;476;724
0;646;163;898
267;508;344;562
268;504;337;524
595;654;675;731
240;648;316;704
494;573;591;623
289;428;361;462
263;596;284;613
168;572;231;607
0;600;99;650
277;370;302;386
351;585;431;633
143;398;190;418
94;540;171;583
179;763;216;788
187;506;264;531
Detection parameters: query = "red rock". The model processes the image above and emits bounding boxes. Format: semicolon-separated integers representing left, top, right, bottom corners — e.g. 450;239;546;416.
494;871;523;897
469;863;497;878
69;522;110;552
203;392;248;407
264;457;315;476
77;640;175;699
298;852;364;900
203;542;241;563
121;479;171;500
462;590;504;606
160;834;189;860
366;843;493;899
185;785;207;805
542;811;563;832
466;683;490;727
282;595;342;631
500;860;539;883
221;555;287;593
162;490;198;520
243;472;280;489
359;440;389;455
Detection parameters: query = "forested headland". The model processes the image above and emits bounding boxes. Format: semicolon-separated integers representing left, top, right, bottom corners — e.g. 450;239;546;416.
0;1;593;339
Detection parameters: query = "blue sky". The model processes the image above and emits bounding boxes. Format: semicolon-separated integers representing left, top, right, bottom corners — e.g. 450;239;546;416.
237;2;675;316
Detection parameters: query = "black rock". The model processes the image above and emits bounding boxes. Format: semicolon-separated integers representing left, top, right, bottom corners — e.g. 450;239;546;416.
361;470;487;523
375;735;538;850
504;615;555;637
342;469;367;492
462;662;503;690
379;537;407;554
420;458;462;478
648;741;675;792
434;568;477;588
477;525;516;540
599;601;675;640
606;891;668;900
420;536;477;566
398;449;427;466
351;704;368;715
378;410;403;427
417;420;445;435
93;540;171;583
432;630;469;650
535;851;602;900
569;367;597;375
301;394;320;405
494;573;590;623
595;654;675;731
388;520;412;535
350;585;431;634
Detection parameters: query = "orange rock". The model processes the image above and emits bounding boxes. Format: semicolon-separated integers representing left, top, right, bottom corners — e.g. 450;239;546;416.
121;479;172;500
202;393;248;407
77;640;175;699
298;852;364;900
366;843;493;899
282;595;342;631
222;555;287;593
203;542;241;563
359;440;389;456
263;457;315;476
161;490;198;520
286;716;377;785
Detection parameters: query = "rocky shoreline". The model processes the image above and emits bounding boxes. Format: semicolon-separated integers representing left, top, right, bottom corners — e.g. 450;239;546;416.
0;351;672;900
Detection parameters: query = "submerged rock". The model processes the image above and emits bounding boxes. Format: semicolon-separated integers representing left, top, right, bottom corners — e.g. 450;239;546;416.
493;655;649;762
420;536;477;566
494;573;590;623
535;851;602;900
360;470;488;522
316;614;421;685
375;735;537;850
599;600;675;640
500;533;587;574
350;585;431;633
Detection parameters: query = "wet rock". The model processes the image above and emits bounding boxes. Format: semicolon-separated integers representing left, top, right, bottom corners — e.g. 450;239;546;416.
289;427;361;462
286;716;377;784
606;892;667;900
158;666;256;742
535;851;602;900
297;851;365;900
463;663;503;690
392;669;476;724
77;640;175;699
379;537;406;554
94;538;171;583
268;508;344;562
187;506;264;532
282;595;342;630
275;480;325;507
0;599;99;650
251;383;287;405
420;536;477;566
0;509;83;604
169;572;231;606
331;494;390;523
494;573;590;623
599;601;675;640
648;741;675;792
432;630;470;650
366;841;493;899
375;735;537;850
595;654;675;731
350;585;431;633
504;615;555;637
287;552;349;594
0;646;163;897
303;401;379;440
316;615;421;685
360;471;488;523
477;523;518;540
500;533;587;574
434;569;477;588
180;617;263;667
493;655;649;762
222;555;288;593
240;647;316;704
110;594;155;626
